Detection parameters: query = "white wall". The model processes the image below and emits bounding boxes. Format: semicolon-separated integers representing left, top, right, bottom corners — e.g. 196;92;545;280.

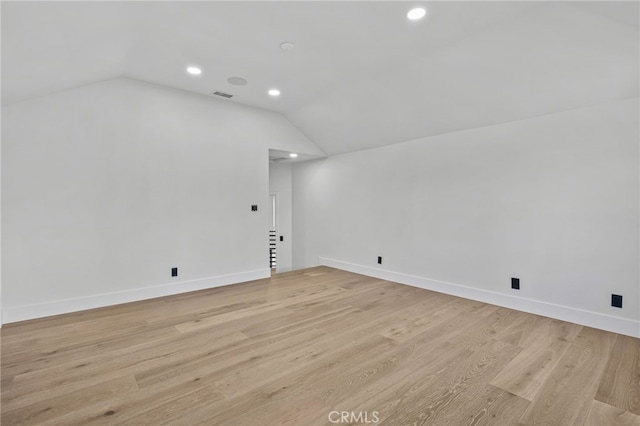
0;101;3;327
269;162;293;273
293;98;640;337
2;77;323;323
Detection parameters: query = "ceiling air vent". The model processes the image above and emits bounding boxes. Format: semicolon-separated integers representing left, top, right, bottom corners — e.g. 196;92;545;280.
211;90;233;99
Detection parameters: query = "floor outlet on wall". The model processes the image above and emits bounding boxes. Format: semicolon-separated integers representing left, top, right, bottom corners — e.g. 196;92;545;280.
511;277;520;290
611;294;622;308
171;267;178;277
377;256;382;265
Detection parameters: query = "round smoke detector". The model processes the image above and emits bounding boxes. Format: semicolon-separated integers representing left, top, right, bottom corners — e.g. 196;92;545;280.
280;42;295;51
227;77;248;86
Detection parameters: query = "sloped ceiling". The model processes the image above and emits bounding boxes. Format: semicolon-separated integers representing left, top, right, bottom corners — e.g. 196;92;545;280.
2;1;638;155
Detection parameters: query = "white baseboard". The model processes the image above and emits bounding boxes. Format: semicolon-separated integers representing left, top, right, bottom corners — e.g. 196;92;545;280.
2;269;271;324
319;257;640;338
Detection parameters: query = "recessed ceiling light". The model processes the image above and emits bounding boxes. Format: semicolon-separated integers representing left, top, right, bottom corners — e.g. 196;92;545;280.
407;7;427;21
280;42;295;51
289;153;298;158
268;89;281;97
227;77;248;86
187;66;202;75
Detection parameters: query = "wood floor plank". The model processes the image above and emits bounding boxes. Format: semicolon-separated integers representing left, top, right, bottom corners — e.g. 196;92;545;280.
459;384;531;426
518;326;617;425
134;326;325;390
446;307;533;348
316;340;471;408
174;336;397;425
1;323;181;379
34;376;225;426
378;292;461;343
188;388;331;426
489;319;582;400
1;375;138;425
239;305;357;337
585;399;640;426
213;331;397;400
174;286;346;333
112;383;225;426
595;334;640;415
1;266;636;425
3;327;246;407
373;339;522;425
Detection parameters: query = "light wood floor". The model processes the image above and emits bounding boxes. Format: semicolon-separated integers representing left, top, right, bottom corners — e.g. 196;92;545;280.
1;266;639;425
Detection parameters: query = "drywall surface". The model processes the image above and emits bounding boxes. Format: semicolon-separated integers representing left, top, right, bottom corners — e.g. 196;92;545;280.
269;163;293;273
2;77;322;322
293;98;639;335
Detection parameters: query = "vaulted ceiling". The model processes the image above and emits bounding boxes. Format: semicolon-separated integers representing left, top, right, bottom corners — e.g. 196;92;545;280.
2;1;638;155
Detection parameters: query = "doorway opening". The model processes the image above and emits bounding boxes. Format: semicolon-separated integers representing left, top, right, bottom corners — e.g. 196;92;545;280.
269;154;294;274
269;193;277;272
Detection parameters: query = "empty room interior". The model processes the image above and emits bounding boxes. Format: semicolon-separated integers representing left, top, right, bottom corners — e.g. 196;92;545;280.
1;1;639;425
